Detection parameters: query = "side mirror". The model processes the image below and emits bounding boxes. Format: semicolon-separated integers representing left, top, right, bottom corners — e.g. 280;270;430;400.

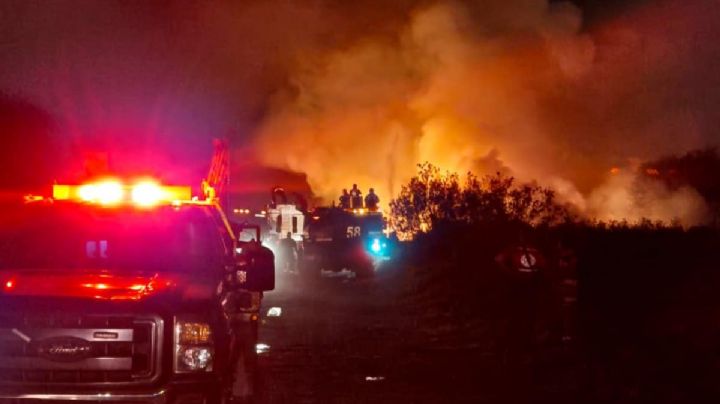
236;245;275;292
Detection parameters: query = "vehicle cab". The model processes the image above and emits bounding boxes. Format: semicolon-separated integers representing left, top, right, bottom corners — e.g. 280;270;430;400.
0;179;274;403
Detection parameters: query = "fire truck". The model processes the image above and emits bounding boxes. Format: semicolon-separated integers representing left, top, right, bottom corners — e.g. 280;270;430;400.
265;186;392;278
301;206;391;278
0;177;274;401
264;187;306;246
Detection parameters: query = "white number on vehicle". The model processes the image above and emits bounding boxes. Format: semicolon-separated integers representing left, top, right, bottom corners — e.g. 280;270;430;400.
346;226;361;238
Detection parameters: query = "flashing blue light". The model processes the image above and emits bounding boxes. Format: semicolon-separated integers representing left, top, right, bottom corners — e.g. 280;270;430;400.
371;238;382;253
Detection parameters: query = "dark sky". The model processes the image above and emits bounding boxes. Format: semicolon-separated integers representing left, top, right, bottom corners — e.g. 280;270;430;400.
0;1;635;147
0;0;420;194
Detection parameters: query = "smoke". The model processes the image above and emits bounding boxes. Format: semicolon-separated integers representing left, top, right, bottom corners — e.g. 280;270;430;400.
250;0;720;224
587;170;710;226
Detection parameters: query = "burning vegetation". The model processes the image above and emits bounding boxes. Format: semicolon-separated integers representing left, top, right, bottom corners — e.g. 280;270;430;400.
254;0;720;227
391;150;720;240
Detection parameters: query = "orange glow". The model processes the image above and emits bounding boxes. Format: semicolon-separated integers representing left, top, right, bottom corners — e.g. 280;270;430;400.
81;283;109;290
645;168;660;176
23;195;44;203
177;322;213;344
610;167;621;175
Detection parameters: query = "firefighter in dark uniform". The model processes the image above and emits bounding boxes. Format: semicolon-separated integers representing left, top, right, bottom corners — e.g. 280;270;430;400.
349;184;363;209
279;232;298;273
339;189;351;209
364;188;379;211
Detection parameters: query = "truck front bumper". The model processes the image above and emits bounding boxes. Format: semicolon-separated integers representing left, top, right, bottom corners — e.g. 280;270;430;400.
0;390;167;404
0;383;220;404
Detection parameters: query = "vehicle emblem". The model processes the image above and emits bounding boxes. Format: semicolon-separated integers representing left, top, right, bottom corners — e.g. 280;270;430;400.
36;337;92;362
93;331;119;340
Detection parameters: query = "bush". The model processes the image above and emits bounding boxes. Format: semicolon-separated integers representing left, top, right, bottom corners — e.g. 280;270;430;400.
389;162;572;238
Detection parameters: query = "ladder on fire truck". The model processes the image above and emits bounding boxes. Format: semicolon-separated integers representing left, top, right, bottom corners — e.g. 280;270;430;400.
203;139;230;209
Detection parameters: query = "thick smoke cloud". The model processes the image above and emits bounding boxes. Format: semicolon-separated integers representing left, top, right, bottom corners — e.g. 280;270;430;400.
255;0;720;224
587;170;709;225
2;0;718;221
0;0;419;196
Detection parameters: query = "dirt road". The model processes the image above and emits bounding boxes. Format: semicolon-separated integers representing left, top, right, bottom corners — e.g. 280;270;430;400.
254;268;560;404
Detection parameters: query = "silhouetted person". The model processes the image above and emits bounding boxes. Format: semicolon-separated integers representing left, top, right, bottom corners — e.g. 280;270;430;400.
364;188;379;211
339;189;351;209
350;184;363;209
279;232;297;273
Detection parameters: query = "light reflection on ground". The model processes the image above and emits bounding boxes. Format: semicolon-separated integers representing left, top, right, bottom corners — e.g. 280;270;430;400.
256;343;271;355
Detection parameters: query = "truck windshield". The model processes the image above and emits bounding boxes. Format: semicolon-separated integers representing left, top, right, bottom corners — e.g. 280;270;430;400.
0;204;227;273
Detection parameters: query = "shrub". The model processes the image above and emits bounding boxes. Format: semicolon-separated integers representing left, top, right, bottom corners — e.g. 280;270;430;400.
389;163;572;238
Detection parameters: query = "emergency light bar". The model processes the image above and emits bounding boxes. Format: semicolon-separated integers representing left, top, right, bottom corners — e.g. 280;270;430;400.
53;180;192;206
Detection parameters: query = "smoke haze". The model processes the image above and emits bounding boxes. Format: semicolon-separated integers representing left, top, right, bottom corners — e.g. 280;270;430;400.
1;0;719;221
254;0;720;224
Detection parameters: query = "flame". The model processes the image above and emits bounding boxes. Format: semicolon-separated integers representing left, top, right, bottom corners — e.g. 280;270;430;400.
253;0;715;226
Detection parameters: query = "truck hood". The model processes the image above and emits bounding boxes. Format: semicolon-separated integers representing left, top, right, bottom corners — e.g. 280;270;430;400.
0;269;216;301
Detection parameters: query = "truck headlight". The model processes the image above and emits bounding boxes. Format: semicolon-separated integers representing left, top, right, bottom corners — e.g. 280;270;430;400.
174;319;214;373
179;346;213;370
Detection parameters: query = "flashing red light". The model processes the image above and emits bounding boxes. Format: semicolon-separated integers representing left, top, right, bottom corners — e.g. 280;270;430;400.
0;271;178;300
54;180;192;206
131;181;164;207
78;180;125;205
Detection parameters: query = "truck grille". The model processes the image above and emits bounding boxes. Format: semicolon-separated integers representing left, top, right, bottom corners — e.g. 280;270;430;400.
0;313;163;386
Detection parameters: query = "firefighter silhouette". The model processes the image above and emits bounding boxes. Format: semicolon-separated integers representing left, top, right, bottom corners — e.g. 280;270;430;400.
349;184;363;209
339;189;351;209
279;232;298;273
364;188;379;211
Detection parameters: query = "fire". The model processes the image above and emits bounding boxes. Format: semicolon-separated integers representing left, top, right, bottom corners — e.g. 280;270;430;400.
252;1;714;227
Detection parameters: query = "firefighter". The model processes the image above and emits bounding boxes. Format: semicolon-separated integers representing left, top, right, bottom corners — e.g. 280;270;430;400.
279;232;298;273
364;188;379;211
349;184;363;209
339;189;351;209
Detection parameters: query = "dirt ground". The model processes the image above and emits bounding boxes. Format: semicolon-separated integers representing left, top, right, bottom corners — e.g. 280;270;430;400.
255;267;586;404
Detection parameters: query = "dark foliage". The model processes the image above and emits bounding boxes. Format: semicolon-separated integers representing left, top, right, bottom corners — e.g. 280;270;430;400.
391;162;720;400
389;163;573;238
400;219;720;401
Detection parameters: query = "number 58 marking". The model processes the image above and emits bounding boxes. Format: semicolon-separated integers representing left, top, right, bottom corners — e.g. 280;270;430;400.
346;226;361;238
